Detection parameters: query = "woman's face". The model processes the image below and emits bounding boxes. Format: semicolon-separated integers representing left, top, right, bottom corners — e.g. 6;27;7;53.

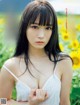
26;16;52;49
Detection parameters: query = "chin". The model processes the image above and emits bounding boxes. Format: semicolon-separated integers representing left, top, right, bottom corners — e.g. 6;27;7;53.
33;45;45;49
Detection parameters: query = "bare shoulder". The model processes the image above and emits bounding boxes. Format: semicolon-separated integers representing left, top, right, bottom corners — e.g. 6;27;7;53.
60;56;72;66
4;57;20;69
1;56;21;81
58;53;73;74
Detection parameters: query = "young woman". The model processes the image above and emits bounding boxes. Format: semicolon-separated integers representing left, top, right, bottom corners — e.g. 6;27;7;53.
0;0;73;105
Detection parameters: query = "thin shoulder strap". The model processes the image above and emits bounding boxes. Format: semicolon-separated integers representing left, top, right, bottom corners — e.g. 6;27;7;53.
3;65;31;89
3;65;19;81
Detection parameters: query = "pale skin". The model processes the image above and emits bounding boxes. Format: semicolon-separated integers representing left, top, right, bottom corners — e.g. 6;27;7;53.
0;17;73;105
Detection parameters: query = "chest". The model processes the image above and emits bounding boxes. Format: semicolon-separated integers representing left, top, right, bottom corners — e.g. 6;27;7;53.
19;67;53;88
16;74;61;103
17;58;61;89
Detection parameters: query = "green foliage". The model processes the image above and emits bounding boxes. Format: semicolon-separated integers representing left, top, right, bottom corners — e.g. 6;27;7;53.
0;39;15;68
70;70;80;105
11;84;17;100
0;15;15;68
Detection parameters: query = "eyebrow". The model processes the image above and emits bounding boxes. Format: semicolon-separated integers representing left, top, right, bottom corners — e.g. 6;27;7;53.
32;23;53;26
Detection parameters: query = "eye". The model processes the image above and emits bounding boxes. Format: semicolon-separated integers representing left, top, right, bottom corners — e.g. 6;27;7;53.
30;25;39;29
45;27;52;30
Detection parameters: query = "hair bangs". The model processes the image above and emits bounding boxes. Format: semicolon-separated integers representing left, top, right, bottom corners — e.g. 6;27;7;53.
28;5;53;26
39;7;53;26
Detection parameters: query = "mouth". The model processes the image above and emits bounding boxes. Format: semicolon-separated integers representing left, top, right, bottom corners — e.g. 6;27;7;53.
35;41;44;44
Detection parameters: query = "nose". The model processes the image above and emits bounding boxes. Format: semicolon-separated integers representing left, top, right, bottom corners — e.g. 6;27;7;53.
37;29;45;39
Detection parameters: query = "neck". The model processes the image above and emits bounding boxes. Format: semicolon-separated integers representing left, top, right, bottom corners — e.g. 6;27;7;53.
28;46;47;59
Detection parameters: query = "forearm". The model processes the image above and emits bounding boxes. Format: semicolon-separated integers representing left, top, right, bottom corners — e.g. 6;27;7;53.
60;100;70;105
7;99;29;105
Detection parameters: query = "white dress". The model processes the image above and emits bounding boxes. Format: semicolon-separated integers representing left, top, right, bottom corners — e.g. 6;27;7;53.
3;65;61;105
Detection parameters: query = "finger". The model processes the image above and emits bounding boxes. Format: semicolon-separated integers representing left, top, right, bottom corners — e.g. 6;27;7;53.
41;90;47;96
36;89;40;97
31;89;36;95
36;89;45;101
29;89;36;98
45;92;49;99
36;89;43;99
40;89;49;100
38;89;47;96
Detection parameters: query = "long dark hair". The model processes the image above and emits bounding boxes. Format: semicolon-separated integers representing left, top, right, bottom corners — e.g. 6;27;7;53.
14;0;70;77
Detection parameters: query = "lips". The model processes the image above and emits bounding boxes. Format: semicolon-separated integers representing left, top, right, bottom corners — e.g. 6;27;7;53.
36;41;44;43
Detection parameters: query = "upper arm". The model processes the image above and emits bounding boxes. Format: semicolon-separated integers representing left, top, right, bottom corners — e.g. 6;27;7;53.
60;57;73;105
0;59;16;99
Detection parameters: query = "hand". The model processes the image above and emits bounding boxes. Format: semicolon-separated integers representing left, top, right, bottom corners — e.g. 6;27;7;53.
28;89;49;105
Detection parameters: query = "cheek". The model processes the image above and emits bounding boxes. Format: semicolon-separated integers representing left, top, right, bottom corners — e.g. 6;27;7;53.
26;28;36;44
46;31;52;40
26;29;32;42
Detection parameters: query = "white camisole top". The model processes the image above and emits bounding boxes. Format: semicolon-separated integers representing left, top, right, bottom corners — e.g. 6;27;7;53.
3;65;61;105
